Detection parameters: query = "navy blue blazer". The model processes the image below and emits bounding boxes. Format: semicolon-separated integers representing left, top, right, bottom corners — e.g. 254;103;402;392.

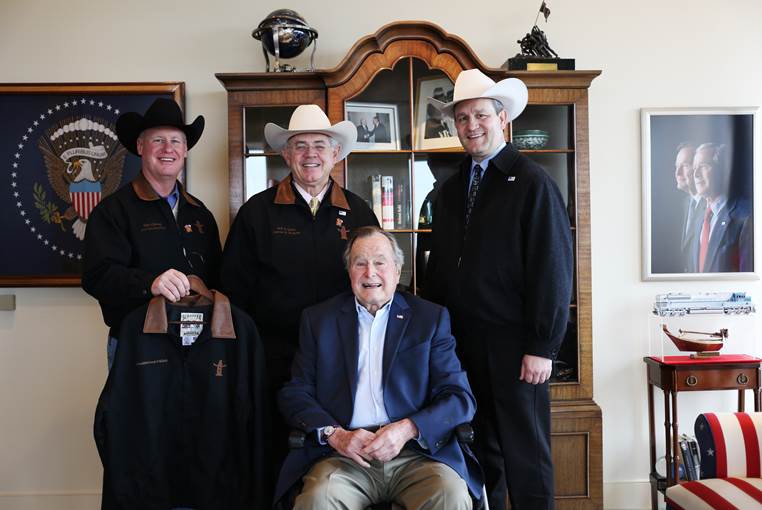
690;198;753;273
275;291;482;502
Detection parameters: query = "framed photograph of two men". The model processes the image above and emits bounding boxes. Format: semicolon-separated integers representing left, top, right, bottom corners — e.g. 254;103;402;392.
641;107;758;280
0;82;184;287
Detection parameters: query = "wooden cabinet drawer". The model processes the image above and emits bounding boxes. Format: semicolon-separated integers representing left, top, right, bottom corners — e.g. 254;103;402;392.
675;367;758;391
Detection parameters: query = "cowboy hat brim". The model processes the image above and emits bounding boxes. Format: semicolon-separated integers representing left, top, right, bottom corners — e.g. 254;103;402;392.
116;98;205;155
430;77;528;122
264;120;357;161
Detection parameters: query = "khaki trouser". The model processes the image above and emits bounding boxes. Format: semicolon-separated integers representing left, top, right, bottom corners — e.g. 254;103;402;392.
294;448;472;510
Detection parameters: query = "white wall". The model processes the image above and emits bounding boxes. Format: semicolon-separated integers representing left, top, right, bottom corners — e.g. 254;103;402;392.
1;1;761;508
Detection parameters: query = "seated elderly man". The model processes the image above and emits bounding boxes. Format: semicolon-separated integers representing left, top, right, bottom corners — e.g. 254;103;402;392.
274;226;482;510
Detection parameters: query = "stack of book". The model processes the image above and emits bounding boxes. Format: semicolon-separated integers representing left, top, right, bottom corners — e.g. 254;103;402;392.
679;434;701;481
369;175;407;229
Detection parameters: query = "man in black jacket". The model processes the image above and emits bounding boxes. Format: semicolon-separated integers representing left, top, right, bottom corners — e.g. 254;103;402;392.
424;69;573;510
220;104;378;500
82;98;221;369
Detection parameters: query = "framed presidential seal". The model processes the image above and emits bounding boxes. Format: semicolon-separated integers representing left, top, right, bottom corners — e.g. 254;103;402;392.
0;82;184;287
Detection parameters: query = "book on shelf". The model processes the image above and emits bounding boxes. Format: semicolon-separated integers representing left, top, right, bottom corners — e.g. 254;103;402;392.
381;175;394;229
687;436;701;480
369;174;382;225
394;182;405;228
678;434;700;481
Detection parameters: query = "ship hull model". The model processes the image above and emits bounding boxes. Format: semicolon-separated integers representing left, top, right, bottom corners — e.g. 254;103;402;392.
661;324;727;358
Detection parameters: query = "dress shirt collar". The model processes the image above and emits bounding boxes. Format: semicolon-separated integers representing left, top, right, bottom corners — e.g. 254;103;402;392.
165;182;180;210
708;196;727;217
294;180;329;205
470;141;506;175
355;297;393;319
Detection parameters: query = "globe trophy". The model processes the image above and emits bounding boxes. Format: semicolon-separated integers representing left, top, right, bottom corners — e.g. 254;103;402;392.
252;9;318;72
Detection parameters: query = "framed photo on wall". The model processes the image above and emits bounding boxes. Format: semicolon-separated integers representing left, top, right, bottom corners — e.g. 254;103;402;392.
0;82;185;287
345;101;399;150
414;76;461;150
641;107;758;280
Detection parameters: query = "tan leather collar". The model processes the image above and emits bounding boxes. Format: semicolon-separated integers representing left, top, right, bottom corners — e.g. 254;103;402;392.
131;172;199;207
274;174;351;210
143;290;236;339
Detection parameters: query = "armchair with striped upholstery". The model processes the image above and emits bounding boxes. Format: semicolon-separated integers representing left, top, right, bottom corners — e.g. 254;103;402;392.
666;412;762;509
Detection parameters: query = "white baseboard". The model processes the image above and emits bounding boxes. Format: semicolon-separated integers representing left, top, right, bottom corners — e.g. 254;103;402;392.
0;491;100;510
604;481;664;509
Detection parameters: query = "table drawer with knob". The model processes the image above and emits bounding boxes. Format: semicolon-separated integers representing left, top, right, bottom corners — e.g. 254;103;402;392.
675;367;759;391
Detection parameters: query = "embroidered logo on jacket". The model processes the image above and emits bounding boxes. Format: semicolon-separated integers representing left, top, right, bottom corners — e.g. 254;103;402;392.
213;360;227;377
141;222;166;232
136;358;169;366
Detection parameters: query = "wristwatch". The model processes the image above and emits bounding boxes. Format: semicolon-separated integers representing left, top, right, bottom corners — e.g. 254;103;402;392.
320;425;338;443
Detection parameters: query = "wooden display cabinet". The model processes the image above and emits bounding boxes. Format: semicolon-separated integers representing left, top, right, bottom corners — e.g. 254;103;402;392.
217;20;601;509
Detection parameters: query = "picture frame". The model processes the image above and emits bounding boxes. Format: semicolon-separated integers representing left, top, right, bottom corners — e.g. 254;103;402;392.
414;76;461;150
344;101;399;150
641;107;758;280
0;82;185;287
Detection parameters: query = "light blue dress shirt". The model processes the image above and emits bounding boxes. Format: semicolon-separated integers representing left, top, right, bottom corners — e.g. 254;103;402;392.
165;182;179;209
349;298;392;429
468;141;506;191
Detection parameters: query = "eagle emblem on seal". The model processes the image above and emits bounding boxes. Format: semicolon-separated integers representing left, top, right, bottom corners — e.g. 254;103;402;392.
38;116;126;240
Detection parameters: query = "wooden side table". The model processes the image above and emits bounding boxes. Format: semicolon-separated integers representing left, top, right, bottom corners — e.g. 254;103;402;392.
643;355;762;510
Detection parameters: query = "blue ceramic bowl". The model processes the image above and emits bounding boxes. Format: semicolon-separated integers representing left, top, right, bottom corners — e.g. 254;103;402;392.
512;129;550;150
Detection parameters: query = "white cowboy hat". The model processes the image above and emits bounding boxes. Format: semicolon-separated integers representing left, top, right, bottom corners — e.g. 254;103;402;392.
264;104;357;160
428;69;528;121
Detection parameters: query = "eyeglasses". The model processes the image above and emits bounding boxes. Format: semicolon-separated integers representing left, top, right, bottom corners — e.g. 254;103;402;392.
288;142;332;154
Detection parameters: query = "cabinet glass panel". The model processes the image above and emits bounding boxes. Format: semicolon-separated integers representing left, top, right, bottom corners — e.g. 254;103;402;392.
552;307;578;383
244;106;297;154
244;155;290;200
346;59;412;151
523;153;576;225
345;153;412;229
411;153;461;230
393;232;414;291
411;59;461;150
511;104;574;151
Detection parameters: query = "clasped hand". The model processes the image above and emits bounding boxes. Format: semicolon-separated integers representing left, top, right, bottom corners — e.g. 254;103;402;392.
326;419;418;467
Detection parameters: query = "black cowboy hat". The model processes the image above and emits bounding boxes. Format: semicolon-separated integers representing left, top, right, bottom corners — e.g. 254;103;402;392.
116;98;204;155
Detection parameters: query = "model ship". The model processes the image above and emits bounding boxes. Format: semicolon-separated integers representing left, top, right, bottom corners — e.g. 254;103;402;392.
661;324;727;357
653;292;755;317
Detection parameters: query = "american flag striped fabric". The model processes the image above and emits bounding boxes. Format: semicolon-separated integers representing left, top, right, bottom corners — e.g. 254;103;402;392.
666;413;762;509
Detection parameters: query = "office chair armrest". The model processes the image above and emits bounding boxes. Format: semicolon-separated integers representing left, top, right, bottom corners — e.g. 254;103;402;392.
288;429;308;449
455;423;474;444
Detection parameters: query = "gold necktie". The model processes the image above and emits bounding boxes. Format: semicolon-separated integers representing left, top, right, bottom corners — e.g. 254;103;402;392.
309;197;319;217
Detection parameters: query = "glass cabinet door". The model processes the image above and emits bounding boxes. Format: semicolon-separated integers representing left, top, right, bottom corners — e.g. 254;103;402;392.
511;104;576;224
342;58;463;292
512;103;579;384
243;106;297;200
